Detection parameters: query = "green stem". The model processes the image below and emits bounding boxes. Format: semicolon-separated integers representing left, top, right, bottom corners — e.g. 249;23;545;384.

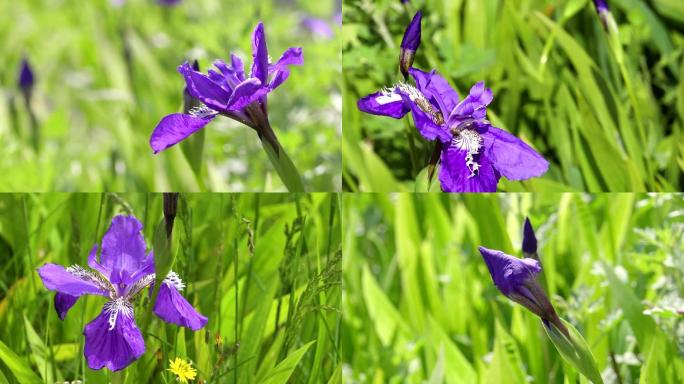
111;370;126;384
258;124;305;192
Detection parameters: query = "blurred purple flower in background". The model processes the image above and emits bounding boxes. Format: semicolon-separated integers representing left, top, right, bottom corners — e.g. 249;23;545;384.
150;22;303;154
358;69;548;192
592;0;612;29
399;11;421;79
37;215;207;371
17;56;35;91
301;17;334;40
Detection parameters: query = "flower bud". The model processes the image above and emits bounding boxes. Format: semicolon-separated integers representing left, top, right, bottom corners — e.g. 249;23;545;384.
399;11;422;79
17;56;35;97
522;217;537;258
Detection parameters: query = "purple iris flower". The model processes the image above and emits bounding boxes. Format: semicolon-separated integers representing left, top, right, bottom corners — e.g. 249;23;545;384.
18;57;34;91
592;0;611;29
37;215;207;371
301;17;334;40
399;11;422;79
358;68;548;192
150;22;303;154
479;219;568;337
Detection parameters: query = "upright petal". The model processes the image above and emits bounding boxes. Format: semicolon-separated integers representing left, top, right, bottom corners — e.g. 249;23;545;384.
250;22;269;85
84;306;145;371
478;246;541;296
38;264;109;297
226;78;268;110
55;293;79;320
438;146;500;192
231;53;245;81
150;113;216;154
268;47;303;90
153;283;208;331
480;126;549;180
100;216;149;285
357;91;409;119
449;81;493;124
409;68;459;117
178;62;231;113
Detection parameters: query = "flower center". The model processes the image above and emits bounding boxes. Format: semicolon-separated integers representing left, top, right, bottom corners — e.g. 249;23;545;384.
392;83;445;125
189;104;217;119
66;265;116;298
451;129;483;178
103;297;133;331
163;271;186;291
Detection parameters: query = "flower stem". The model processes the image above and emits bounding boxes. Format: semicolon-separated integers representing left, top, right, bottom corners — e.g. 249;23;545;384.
110;370;126;384
257;121;305;192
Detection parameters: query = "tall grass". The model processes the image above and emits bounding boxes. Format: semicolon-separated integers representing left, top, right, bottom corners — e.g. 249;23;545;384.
0;0;341;192
342;0;684;191
0;193;341;383
342;193;684;382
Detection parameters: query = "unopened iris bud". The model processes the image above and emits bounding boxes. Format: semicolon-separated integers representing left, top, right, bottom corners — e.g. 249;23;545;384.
399;11;422;79
17;57;35;97
479;246;569;337
592;0;612;30
522;217;537;258
163;192;179;239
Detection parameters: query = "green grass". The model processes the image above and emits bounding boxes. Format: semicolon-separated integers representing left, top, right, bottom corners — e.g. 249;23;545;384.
342;193;684;383
0;193;341;383
342;0;684;191
0;0;341;192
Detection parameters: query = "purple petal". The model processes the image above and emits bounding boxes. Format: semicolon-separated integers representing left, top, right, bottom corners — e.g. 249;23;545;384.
84;307;145;371
153;283;208;331
100;216;150;285
231;54;245;81
438;146;500;192
178;62;231;113
396;91;451;143
150;113;215;154
449;81;493;123
481;126;549;180
18;57;34;89
55;293;79;320
522;217;537;255
478;246;541;296
357;91;409;119
37;264;109;297
301;17;333;39
409;68;459;117
268;47;303;90
250;22;269;85
226;78;268;110
87;244;109;277
400;11;422;51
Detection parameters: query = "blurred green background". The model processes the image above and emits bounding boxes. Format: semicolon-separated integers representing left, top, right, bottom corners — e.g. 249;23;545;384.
342;193;684;383
0;193;341;383
342;0;684;192
0;0;341;192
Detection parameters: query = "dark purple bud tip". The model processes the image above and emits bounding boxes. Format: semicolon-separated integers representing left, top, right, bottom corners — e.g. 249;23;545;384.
401;11;422;51
163;193;179;238
18;57;35;90
593;0;608;13
522;217;537;255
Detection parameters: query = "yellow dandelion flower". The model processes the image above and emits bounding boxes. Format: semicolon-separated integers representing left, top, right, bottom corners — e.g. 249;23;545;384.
167;357;197;383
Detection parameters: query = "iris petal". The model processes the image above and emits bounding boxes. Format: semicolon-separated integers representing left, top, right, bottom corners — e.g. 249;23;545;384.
481;126;549;180
153;283;208;331
150;113;215;154
83;307;145;371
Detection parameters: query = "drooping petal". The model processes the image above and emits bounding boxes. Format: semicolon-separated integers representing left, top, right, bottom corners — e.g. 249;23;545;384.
522;217;537;255
150;113;216;154
409;68;459;117
250;22;269;85
100;216;149;285
268;47;303;90
37;264;109;297
438;146;500;192
226;78;268;110
55;293;80;320
153;283;208;331
480;126;549;180
357;91;409;119
83;306;145;371
178;62;231;113
396;90;451;143
478;246;541;296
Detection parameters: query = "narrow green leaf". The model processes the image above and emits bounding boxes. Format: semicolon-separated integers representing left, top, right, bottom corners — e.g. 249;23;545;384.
543;319;603;384
0;339;43;384
260;340;315;384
